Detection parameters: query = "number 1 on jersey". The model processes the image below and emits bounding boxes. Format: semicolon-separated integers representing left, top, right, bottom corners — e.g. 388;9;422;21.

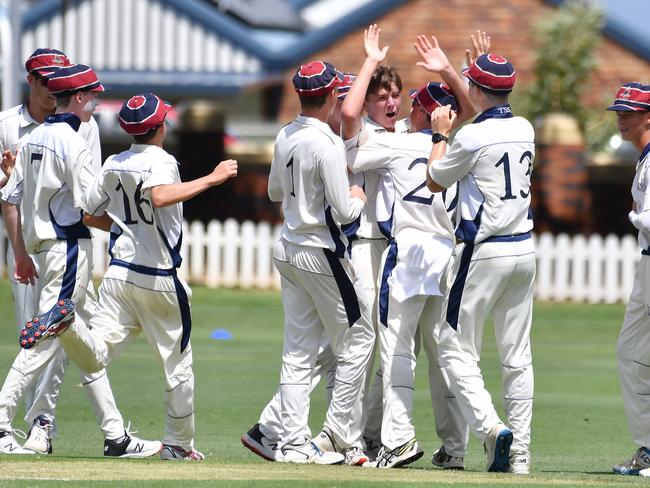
286;157;295;197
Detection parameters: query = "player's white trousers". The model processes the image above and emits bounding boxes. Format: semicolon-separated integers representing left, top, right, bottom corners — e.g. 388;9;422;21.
379;289;468;452
59;269;196;447
345;237;386;445
617;255;650;448
7;242;66;429
437;240;535;456
0;239;124;439
258;335;336;442
271;241;375;450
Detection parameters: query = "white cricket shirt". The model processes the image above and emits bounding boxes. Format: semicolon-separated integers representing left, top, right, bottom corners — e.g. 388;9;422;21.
428;106;535;244
1;113;96;252
268;115;364;256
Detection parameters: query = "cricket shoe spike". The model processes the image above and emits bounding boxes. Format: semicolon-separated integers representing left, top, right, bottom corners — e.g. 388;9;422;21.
20;299;75;349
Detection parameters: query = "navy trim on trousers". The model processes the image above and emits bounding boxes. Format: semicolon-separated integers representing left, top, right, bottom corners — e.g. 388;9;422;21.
643;249;650;256
378;239;398;327
323;249;361;327
58;238;78;301
445;243;475;330
108;258;192;353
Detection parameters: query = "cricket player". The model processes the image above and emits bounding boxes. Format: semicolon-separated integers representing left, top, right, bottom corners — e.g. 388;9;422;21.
246;61;375;465
0;49;111;454
427;53;536;474
241;75;358;463
310;25;405;459
24;92;237;461
606;82;650;476
0;62;160;458
346;34;475;469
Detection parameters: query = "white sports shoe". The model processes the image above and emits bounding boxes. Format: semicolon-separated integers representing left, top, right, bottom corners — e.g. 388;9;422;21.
484;423;513;472
613;447;650;475
104;427;163;459
241;423;282;461
343;446;369;466
431;445;464;470
23;416;53;454
312;427;338;453
372;438;424;468
282;442;344;465
508;452;530;474
160;444;205;461
0;430;35;455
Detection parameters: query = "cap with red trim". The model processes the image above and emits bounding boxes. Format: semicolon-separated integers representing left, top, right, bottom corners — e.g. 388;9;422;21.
607;82;650;112
411;82;458;115
47;64;105;97
25;48;70;76
463;53;516;93
336;72;357;100
292;61;342;97
118;93;171;135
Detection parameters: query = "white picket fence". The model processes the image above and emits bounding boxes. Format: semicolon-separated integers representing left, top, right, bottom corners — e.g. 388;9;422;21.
0;220;642;303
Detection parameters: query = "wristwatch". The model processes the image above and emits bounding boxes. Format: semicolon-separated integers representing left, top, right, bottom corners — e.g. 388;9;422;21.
431;133;448;144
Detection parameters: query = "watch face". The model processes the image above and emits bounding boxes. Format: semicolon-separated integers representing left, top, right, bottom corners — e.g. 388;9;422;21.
432;133;448;143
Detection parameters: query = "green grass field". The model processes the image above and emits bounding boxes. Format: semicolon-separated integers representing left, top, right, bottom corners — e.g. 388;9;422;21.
0;283;645;487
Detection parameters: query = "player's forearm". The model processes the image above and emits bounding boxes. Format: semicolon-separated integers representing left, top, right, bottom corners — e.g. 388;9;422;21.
150;176;215;208
629;209;650;234
82;212;113;232
341;58;377;139
439;66;475;126
426;143;448;193
1;201;28;256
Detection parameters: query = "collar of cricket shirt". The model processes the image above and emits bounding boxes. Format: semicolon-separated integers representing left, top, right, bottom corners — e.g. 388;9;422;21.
45;113;81;132
473;104;513;124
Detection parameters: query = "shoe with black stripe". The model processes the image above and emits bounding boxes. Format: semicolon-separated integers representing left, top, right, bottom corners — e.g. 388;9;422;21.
104;429;162;459
19;299;75;349
369;438;423;468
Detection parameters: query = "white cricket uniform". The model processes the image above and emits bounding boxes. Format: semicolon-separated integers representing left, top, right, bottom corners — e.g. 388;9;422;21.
617;142;650;448
342;117;410;445
57;143;197;448
428;106;536;458
349;129;468;453
0;111;124;440
262;115;375;451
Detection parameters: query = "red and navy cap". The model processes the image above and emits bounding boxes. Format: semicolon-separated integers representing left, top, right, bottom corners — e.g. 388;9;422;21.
607;82;650;112
47;64;105;97
118;93;171;135
292;61;342;97
336;72;357;100
411;82;458;115
463;53;516;93
25;48;70;76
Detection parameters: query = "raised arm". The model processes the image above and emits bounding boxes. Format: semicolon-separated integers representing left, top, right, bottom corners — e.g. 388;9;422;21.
465;30;491;67
151;159;237;208
414;34;475;127
426;105;457;193
340;24;388;140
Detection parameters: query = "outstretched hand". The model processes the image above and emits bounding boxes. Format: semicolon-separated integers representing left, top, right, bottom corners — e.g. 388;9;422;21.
364;24;389;63
211;159;238;186
414;35;450;73
465;30;491;67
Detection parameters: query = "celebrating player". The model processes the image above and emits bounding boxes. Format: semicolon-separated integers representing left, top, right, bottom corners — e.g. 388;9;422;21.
346;34;474;469
246;61;375;465
607;82;650;476
0;63;161;458
427;53;536;474
27;92;237;460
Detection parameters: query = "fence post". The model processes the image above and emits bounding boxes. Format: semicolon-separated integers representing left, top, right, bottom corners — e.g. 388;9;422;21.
239;221;256;289
222;219;239;288
205;220;222;288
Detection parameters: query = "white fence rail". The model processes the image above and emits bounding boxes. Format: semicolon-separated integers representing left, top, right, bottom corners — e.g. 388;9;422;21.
0;221;641;303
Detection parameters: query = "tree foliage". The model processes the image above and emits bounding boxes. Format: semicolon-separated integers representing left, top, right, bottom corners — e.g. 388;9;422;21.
513;1;607;149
